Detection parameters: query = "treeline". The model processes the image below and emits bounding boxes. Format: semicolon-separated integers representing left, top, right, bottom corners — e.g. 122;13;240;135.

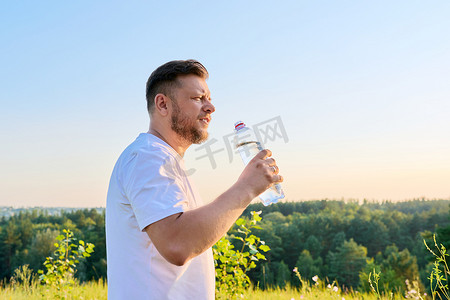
0;199;449;293
237;199;450;292
0;208;106;282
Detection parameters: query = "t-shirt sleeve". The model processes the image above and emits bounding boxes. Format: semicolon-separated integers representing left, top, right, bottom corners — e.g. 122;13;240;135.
120;148;188;231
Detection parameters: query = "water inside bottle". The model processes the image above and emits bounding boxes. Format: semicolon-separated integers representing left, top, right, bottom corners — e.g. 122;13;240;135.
236;141;263;165
259;184;285;205
236;141;285;205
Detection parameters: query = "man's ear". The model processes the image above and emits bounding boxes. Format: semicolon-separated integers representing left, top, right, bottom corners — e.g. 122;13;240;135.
154;94;169;117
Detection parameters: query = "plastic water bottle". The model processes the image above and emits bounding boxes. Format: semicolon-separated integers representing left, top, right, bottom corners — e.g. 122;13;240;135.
234;121;285;206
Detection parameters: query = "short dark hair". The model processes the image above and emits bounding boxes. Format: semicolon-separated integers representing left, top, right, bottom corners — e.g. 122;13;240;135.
145;59;209;113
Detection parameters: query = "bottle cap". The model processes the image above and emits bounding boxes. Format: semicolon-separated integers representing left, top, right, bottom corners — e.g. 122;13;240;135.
234;121;246;131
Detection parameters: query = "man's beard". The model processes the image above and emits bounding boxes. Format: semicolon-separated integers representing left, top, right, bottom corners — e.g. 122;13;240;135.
171;100;208;144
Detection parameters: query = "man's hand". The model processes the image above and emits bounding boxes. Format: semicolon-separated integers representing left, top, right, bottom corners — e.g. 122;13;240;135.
236;149;284;200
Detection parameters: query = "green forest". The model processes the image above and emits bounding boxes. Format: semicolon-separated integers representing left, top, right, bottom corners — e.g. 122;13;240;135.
1;199;450;294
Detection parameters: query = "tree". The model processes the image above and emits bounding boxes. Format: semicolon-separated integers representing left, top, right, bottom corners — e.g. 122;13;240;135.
330;231;346;252
295;250;322;286
1;219;22;278
25;228;60;273
277;221;304;268
305;235;322;259
381;244;421;292
327;239;367;288
274;260;290;289
347;216;389;257
257;263;274;290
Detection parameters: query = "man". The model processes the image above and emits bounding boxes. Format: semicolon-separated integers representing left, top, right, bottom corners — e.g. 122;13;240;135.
106;59;283;299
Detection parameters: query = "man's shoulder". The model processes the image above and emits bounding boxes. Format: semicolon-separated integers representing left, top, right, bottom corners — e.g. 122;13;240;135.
118;133;179;167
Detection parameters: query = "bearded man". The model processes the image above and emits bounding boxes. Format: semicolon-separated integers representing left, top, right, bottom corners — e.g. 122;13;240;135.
105;60;283;300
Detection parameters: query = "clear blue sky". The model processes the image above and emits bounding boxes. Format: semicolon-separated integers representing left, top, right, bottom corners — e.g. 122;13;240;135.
1;1;449;207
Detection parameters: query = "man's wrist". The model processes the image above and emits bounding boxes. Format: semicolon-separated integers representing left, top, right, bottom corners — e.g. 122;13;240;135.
230;181;255;207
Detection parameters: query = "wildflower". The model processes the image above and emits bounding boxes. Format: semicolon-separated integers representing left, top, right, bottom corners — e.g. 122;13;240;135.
291;298;295;300
327;284;332;289
333;286;338;292
342;298;345;300
312;275;319;282
293;267;298;273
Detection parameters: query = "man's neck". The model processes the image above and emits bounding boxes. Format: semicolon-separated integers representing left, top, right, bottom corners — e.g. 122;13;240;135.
148;126;190;157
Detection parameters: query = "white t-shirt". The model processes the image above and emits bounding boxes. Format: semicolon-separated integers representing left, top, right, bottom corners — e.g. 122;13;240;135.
106;133;215;300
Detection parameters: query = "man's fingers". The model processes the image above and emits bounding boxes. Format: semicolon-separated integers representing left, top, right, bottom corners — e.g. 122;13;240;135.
276;174;284;183
257;149;272;160
271;165;279;174
266;158;276;166
253;149;283;181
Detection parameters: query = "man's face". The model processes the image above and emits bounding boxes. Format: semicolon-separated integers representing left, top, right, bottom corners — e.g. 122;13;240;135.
169;74;215;144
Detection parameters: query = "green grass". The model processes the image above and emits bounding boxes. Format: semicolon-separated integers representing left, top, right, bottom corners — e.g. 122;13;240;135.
231;287;382;299
223;281;411;300
0;279;107;300
1;280;408;300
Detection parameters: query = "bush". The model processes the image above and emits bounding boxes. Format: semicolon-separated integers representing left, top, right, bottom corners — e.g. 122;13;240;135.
213;211;270;298
38;229;94;292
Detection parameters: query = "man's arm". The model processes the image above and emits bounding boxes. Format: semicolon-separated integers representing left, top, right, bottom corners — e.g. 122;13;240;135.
145;149;283;266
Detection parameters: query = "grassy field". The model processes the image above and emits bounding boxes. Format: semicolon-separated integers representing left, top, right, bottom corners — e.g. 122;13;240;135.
0;280;410;300
0;279;107;300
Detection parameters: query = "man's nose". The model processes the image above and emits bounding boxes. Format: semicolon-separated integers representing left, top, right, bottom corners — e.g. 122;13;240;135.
203;101;215;113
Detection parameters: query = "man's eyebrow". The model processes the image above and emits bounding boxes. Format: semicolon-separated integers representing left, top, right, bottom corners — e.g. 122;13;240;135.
196;89;211;99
